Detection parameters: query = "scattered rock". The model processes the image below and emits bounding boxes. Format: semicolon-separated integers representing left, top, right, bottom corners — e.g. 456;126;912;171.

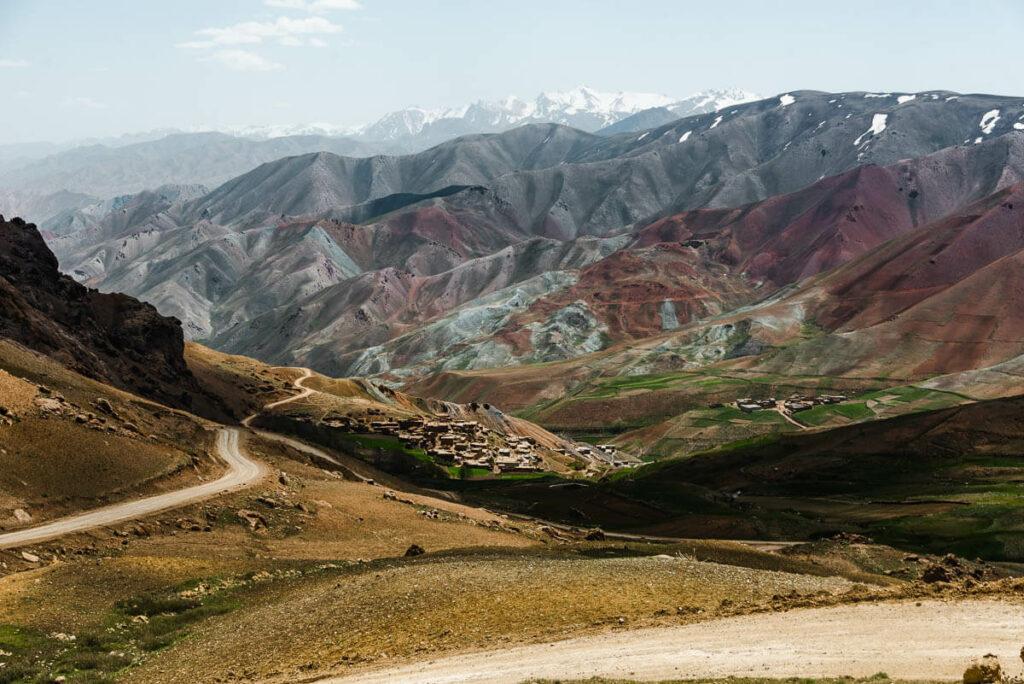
382;490;414;505
922;564;953;583
20;551;40;563
237;509;268;530
963;654;1002;684
33;397;64;414
404;544;425;557
94;398;116;416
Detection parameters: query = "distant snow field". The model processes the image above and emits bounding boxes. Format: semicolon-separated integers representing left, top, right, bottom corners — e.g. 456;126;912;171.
853;113;888;146
980;109;1001;134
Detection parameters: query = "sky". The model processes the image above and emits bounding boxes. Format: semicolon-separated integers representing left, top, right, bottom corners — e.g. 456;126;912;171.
1;0;1022;144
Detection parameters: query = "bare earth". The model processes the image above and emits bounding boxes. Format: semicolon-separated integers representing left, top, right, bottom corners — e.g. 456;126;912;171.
0;427;264;549
323;599;1024;683
0;366;314;550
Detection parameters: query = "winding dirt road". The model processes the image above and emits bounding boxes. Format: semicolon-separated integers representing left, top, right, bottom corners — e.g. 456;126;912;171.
0;368;320;550
0;428;263;549
242;367;315;427
325;599;1024;683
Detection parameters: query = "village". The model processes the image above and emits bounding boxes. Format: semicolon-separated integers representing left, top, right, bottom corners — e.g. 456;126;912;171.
320;407;636;475
724;392;850;415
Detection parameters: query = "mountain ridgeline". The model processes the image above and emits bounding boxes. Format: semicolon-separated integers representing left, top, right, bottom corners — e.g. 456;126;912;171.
24;89;1024;384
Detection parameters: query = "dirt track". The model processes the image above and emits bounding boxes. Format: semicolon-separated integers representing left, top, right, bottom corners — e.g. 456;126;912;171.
0;368;319;550
325;599;1024;683
0;428;263;549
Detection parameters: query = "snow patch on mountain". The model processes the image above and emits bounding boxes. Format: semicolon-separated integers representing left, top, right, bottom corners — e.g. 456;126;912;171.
980;109;1000;135
854;114;888;145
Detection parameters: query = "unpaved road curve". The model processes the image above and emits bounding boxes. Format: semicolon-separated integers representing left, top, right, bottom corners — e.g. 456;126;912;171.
323;599;1024;683
240;367;373;479
0;367;314;550
242;367;315;427
0;428;264;549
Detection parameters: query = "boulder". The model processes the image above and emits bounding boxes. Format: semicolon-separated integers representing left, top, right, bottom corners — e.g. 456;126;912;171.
404;544;425;557
20;551;40;563
963;654;1002;684
584;528;606;541
13;508;31;523
922;564;953;583
236;509;267;530
94;398;116;416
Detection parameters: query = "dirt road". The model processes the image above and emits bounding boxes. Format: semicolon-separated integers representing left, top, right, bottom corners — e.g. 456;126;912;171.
242;367;315;427
0;367;317;550
324;599;1024;683
0;428;264;549
774;400;809;430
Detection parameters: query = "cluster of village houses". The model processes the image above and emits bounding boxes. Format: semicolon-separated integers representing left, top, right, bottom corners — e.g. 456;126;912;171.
731;393;849;414
321;406;638;474
325;410;546;472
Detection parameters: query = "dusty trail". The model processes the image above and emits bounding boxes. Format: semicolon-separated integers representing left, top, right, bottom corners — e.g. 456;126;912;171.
774;400;809;430
242;368;374;482
0;428;264;549
0;368;318;550
242;367;315;427
323;599;1024;683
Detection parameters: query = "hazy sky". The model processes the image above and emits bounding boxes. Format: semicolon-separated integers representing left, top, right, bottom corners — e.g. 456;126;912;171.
2;0;1022;144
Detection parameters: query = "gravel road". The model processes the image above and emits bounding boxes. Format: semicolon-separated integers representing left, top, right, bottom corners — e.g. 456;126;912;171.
325;599;1024;683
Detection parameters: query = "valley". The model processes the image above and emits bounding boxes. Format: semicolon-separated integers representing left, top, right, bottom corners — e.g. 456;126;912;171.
4;73;1024;683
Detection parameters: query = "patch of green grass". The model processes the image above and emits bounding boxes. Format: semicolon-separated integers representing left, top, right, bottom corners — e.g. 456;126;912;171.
796;401;876;426
444;465;551;480
339;434;431;462
583;372;697;397
0;623;130;683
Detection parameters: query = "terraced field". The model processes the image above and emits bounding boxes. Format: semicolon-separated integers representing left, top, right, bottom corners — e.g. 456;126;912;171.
520;362;973;462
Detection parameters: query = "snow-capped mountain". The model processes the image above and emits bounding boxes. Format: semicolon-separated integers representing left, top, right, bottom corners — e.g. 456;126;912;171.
668;88;761;116
189;87;761;147
598;88;763;135
353;87;759;146
215;122;361;140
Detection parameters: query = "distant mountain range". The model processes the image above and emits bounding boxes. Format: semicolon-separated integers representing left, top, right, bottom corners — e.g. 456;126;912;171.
37;90;1024;386
348;86;761;146
0;87;759;213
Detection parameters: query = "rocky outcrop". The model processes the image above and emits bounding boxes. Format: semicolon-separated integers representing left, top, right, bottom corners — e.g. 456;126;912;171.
0;215;215;413
962;654;1002;684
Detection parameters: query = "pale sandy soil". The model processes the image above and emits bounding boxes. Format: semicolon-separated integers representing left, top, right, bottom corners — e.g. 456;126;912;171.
324;598;1024;683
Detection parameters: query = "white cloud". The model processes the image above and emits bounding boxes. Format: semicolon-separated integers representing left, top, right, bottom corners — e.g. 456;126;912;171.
207;49;284;72
62;96;106;110
178;16;342;49
0;58;30;68
265;0;361;12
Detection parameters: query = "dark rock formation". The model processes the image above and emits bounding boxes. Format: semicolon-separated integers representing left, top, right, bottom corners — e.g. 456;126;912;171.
0;215;212;413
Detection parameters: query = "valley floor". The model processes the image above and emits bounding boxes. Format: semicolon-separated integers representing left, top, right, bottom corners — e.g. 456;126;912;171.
324;598;1024;684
